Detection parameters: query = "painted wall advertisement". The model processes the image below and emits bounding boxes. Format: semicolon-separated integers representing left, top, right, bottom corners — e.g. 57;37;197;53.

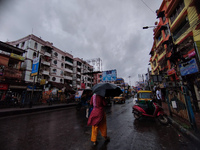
102;69;117;82
179;58;199;76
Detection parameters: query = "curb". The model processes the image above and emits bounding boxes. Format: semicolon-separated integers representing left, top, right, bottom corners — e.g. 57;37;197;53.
168;116;200;145
0;103;77;118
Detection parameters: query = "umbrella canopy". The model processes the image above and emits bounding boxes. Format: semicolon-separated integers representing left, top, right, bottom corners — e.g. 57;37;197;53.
92;82;122;97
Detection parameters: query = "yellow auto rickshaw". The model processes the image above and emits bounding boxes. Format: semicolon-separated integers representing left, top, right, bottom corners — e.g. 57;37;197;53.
136;90;153;104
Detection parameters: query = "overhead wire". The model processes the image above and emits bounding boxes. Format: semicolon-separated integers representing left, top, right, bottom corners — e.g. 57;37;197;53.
140;0;156;14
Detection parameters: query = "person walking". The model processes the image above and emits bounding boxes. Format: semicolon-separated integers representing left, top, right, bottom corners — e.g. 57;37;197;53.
156;87;162;107
87;93;110;146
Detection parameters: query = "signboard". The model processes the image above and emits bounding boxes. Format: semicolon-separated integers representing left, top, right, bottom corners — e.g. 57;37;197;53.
0;83;8;90
10;53;25;61
75;90;83;99
40;79;46;85
196;41;200;60
102;69;117;82
167;68;176;76
179;58;199;76
31;57;40;76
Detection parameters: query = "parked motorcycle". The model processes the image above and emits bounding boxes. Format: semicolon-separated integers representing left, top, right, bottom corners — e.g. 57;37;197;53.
132;100;169;125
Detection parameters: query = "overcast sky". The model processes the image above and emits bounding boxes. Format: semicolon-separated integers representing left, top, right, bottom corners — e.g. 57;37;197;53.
0;0;162;86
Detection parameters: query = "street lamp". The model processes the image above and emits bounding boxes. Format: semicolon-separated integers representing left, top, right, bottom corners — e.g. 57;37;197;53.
128;76;131;86
143;23;171;36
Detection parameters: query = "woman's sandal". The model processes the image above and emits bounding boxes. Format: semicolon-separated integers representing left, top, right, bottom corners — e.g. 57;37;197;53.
93;141;98;146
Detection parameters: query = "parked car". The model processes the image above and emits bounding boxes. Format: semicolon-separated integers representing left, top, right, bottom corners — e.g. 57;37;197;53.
113;94;125;104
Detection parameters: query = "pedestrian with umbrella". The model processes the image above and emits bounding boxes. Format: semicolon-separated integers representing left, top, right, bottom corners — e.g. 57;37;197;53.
87;83;122;146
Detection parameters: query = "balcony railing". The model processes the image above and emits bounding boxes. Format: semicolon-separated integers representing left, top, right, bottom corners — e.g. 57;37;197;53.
42;70;50;75
44;52;51;57
41;60;51;66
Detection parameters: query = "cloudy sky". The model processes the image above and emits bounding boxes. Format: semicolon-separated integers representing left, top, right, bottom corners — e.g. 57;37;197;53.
0;0;162;86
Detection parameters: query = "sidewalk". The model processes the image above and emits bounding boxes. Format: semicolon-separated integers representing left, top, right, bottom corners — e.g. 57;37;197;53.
162;102;200;145
0;102;77;118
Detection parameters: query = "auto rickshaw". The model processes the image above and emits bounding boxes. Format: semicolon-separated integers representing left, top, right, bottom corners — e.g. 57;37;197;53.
136;90;153;104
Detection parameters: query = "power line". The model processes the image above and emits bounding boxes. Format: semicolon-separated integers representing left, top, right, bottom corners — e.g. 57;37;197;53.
140;0;156;14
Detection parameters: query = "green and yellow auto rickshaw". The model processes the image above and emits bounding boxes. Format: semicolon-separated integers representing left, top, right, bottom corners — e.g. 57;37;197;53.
136;90;153;104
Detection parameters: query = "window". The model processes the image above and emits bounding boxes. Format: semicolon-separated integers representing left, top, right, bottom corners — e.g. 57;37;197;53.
170;0;185;24
54;52;58;57
52;77;56;81
172;17;190;41
53;60;57;65
34;42;38;49
156;33;162;44
65;56;73;63
62;56;64;60
60;79;63;82
52;69;57;73
153;61;157;67
60;70;64;75
21;42;25;48
33;52;37;58
162;16;166;24
164;28;169;37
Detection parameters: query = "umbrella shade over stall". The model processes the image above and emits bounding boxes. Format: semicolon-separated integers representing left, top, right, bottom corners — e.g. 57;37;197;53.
92;82;122;97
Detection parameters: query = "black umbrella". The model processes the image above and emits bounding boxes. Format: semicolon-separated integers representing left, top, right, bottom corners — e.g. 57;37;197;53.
92;82;122;97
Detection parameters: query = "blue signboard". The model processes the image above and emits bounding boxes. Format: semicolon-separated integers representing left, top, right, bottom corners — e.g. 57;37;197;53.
179;58;199;76
102;69;117;82
31;57;40;76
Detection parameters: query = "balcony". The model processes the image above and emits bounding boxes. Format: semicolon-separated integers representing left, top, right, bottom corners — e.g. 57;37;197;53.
65;68;73;73
65;61;73;66
41;60;51;66
44;52;51;57
41;70;50;76
64;75;72;80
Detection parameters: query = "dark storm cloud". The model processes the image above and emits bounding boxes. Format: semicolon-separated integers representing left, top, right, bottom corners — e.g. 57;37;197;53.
0;0;162;85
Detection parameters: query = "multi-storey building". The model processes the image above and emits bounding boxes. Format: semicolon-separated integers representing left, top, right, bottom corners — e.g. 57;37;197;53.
149;0;200;127
93;72;102;85
73;58;84;89
8;34;73;91
73;58;96;90
0;41;25;101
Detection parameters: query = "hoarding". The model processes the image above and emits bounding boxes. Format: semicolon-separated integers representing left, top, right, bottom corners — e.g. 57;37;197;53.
179;58;199;76
102;69;117;82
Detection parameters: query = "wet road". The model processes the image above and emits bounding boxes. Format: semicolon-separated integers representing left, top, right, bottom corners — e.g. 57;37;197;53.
0;98;198;150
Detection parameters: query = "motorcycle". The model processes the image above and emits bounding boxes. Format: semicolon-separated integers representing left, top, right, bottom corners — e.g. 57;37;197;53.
132;100;169;125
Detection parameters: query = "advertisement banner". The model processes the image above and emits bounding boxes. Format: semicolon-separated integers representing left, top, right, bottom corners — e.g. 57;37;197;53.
179;58;199;76
31;57;40;76
10;53;25;61
102;69;117;82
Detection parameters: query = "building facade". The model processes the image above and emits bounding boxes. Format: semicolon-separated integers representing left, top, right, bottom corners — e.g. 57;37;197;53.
5;34;93;104
0;41;26;102
149;0;200;128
